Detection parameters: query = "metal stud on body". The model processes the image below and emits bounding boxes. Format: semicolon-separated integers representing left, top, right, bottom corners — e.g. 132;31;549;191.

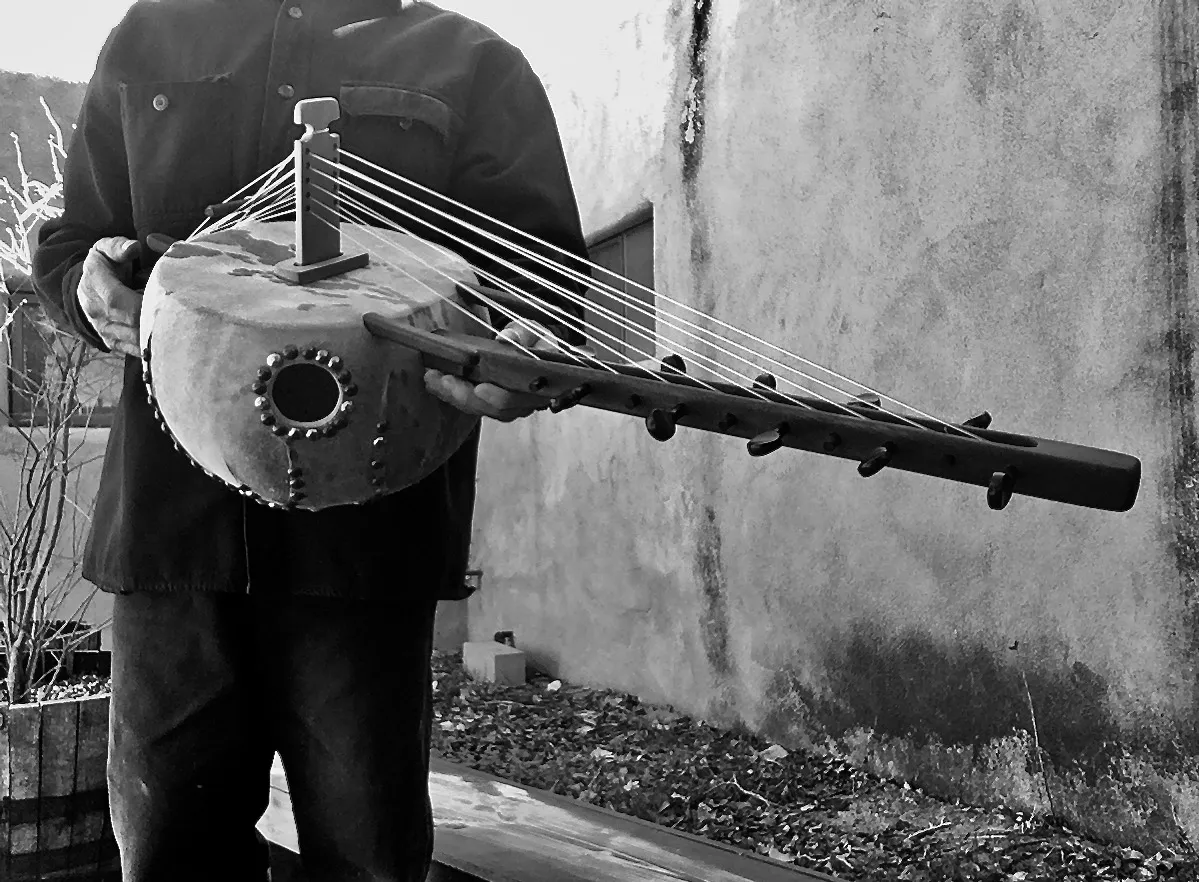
370;419;389;496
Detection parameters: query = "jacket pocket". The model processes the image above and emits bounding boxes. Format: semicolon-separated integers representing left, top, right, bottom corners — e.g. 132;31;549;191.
336;83;460;196
120;77;236;228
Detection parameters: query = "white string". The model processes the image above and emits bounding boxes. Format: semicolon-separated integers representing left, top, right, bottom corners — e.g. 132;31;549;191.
186;156;294;240
313;158;854;413
193;147;978;438
305;204;547;364
323;180;666;371
318;156;869;415
335;148;980;439
201;178;296;238
311;170;825;407
325;199;808;419
251;205;298;226
335;150;874;398
314;182;637;376
309;164;829;407
328;189;751;395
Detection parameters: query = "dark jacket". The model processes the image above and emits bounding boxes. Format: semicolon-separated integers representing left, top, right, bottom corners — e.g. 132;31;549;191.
32;0;587;599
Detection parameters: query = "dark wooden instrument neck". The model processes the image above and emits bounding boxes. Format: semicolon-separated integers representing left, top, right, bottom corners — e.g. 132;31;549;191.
362;312;1141;514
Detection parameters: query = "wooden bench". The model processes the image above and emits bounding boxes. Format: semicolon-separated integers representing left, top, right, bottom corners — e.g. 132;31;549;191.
257;753;839;882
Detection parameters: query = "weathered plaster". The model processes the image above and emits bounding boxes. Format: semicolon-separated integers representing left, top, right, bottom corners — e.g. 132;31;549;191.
469;0;1199;849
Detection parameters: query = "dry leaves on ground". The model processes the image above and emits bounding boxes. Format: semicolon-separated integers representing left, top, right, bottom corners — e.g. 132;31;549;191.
430;652;1199;882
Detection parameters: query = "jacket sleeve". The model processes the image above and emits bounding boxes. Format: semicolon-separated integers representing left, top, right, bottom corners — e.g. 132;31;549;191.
31;21;135;353
447;43;589;346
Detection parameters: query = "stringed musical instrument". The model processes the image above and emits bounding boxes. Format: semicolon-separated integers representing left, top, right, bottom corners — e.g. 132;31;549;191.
139;220;486;510
138;98;1141;514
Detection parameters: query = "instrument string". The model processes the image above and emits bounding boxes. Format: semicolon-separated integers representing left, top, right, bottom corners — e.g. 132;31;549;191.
333;150;873;395
192;149;977;438
322;185;826;420
208;194;295;235
308;203;556;365
186;156;294;240
202;176;297;238
334;149;980;439
250;205;299;226
327;194;774;402
318;156;894;420
326;202;798;415
310;170;837;408
315;184;654;377
205;157;935;429
316;180;622;369
309;164;834;407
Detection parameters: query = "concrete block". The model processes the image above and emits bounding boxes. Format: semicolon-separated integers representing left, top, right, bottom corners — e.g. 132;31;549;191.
463;641;525;686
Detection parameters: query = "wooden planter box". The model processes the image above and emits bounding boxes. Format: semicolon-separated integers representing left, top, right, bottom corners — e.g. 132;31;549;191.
1;693;120;880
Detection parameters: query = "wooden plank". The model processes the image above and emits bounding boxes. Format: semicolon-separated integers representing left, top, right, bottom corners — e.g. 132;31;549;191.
30;699;77;852
73;695;112;850
0;696;113;861
258;754;838;882
6;703;44;855
74;696;110;790
37;699;80;799
6;702;44;800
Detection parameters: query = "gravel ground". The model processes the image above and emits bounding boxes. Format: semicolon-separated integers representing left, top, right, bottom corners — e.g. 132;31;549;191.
430;651;1199;882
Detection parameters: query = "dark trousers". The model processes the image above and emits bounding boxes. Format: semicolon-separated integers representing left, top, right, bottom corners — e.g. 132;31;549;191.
107;589;439;882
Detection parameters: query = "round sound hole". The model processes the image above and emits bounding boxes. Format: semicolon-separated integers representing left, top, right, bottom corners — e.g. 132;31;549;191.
271;362;342;427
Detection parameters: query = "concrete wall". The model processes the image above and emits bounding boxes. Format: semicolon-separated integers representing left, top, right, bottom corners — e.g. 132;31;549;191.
467;0;1199;848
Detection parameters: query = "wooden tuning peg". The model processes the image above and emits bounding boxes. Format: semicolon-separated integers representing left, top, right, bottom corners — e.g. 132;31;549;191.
660;354;686;375
848;392;882;410
987;467;1018;510
858;443;894;477
646;404;688;441
747;422;789;456
202;198;250;221
753;373;777;390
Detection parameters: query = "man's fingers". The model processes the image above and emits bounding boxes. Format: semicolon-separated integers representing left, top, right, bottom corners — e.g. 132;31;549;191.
103;285;143;321
424;371;547;422
495;324;537;347
79;239;145;354
91;236;141;264
92;318;140;358
496;321;560;351
471;382;546;413
424;371;471;411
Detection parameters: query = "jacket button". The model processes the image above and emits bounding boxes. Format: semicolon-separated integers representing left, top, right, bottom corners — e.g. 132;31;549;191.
277;84;295;99
152;93;169;111
288;5;303;18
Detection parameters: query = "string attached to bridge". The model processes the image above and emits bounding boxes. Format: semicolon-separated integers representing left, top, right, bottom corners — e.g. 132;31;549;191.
182;101;983;442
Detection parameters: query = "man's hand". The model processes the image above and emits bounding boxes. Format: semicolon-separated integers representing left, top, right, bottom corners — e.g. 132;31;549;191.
424;322;556;422
78;237;143;358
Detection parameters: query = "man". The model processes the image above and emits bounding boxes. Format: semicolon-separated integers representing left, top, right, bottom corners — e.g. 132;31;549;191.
32;2;587;880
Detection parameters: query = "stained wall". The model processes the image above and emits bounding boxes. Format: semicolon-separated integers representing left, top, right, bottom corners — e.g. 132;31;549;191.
468;0;1199;846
